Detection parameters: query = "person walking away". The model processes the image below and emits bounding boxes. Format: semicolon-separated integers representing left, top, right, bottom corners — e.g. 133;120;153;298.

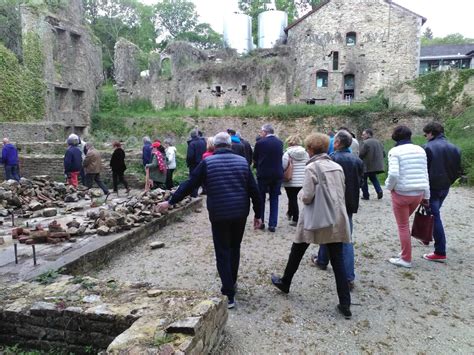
271;133;352;319
186;129;207;197
202;137;215;159
146;141;167;190
83;142;109;196
359;128;385;200
253;124;284;232
282;135;309;226
422;122;461;263
110;141;129;195
237;131;253;165
312;130;364;290
158;132;262;309
227;129;246;158
142;136;153;167
338;126;359;156
163;138;177;190
385;125;430;268
1;138;21;181
63;136;82;187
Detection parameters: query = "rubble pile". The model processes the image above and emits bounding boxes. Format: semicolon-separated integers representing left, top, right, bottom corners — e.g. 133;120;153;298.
0;176;88;217
12;220;79;245
82;189;192;236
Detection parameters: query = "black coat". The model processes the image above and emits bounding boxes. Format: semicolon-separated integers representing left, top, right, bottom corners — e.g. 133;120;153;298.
186;137;207;169
110;148;127;173
241;138;253;165
253;135;284;180
424;135;462;190
331;149;364;214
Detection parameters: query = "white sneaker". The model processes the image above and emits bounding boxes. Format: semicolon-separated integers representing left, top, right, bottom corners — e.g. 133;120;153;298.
389;257;412;268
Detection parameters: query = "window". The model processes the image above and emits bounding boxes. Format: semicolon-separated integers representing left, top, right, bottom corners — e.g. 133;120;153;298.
333;51;339;71
241;84;247;95
343;74;355;100
54;87;69;112
346;32;356;46
72;90;84;111
215;86;222;97
316;70;328;88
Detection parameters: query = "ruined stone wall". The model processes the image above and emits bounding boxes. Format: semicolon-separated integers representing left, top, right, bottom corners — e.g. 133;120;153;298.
0;122;66;142
287;0;422;103
115;41;292;109
20;0;103;132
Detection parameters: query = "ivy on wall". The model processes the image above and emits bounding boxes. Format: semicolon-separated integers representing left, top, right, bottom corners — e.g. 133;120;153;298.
410;69;474;114
0;32;45;122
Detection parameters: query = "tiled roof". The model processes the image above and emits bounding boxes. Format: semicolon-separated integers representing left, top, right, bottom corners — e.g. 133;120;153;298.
420;44;474;58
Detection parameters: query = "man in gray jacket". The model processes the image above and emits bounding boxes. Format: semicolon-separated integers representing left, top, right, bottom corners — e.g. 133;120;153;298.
359;129;385;200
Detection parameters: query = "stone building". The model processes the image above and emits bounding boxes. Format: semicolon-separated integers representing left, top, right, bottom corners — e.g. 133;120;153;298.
286;0;425;104
20;0;103;136
115;0;425;109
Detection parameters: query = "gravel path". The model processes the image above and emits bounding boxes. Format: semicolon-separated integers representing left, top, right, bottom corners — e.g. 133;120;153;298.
91;187;474;353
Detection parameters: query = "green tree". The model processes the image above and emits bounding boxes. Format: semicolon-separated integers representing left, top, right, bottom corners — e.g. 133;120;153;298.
0;0;22;58
83;0;158;77
155;0;222;50
422;27;433;40
421;33;474;46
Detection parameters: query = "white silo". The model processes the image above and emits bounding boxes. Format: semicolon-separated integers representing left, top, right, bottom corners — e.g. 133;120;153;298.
223;13;253;54
258;10;288;49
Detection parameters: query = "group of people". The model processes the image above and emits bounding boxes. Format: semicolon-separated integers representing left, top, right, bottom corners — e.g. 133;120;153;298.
142;137;176;191
158;121;461;320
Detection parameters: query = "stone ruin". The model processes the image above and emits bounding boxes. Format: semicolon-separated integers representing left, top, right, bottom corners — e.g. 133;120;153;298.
20;0;103;137
0;276;227;354
115;40;292;110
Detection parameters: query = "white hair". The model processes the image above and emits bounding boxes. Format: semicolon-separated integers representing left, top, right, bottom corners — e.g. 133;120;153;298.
213;132;231;147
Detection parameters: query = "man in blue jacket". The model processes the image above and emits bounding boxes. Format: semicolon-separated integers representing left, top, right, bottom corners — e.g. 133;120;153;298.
158;132;262;309
63;136;83;187
1;138;21;181
422;122;461;263
142;136;153;167
253;124;283;232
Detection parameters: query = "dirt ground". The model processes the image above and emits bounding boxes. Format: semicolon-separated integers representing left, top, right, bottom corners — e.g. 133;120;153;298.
91;186;474;354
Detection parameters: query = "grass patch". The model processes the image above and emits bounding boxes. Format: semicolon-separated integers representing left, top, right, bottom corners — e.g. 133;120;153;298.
34;268;64;285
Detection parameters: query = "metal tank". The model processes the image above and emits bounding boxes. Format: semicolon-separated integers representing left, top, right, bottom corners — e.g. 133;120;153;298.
258;10;288;49
223;13;252;54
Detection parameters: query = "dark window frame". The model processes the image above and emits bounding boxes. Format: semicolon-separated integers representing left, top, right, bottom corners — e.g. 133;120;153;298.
316;70;329;88
346;32;357;46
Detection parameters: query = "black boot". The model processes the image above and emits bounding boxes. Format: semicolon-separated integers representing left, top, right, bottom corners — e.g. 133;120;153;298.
271;274;289;294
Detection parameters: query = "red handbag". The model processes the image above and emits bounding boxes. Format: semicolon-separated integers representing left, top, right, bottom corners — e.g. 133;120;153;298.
411;205;434;243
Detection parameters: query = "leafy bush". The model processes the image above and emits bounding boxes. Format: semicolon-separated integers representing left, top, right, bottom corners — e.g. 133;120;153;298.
0;35;45;122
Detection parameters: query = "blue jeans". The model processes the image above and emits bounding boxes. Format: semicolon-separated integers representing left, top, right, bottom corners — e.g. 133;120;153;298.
317;214;355;281
4;165;20;181
211;218;247;300
361;172;382;198
430;188;449;256
258;178;282;228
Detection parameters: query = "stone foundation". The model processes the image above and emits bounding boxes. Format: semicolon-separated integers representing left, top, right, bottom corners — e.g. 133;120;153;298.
0;276;227;354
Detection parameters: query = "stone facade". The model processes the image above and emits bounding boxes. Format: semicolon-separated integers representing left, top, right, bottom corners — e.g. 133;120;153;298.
20;0;103;135
115;1;424;109
286;0;424;104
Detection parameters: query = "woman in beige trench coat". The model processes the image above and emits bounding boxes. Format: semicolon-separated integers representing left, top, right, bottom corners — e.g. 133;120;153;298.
271;133;353;319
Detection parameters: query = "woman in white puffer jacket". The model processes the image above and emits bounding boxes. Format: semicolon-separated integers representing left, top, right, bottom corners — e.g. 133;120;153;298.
385;125;430;268
282;135;309;226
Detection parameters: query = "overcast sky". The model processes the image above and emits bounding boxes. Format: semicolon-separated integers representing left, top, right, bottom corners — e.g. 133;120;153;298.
143;0;474;39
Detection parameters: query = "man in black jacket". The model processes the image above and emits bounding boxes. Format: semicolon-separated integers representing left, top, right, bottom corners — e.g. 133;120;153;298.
312;130;364;290
422;122;461;263
159;132;262;309
186;129;207;197
253;124;284;232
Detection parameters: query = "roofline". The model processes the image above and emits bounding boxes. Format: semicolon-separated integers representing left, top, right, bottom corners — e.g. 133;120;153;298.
420;55;472;60
284;0;330;33
285;0;426;33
